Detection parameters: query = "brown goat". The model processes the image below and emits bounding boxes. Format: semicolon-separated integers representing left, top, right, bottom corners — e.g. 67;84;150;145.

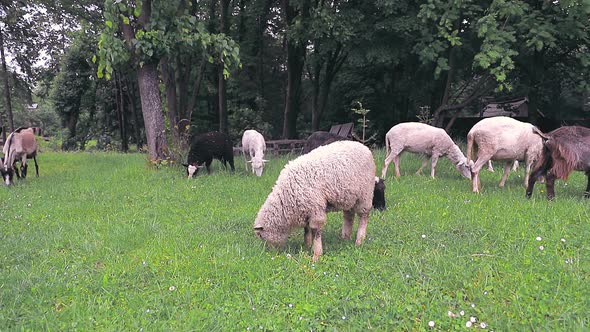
2;127;39;185
526;126;590;199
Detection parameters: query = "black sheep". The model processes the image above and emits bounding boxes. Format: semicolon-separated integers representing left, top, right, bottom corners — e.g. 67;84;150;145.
302;131;351;154
183;131;235;177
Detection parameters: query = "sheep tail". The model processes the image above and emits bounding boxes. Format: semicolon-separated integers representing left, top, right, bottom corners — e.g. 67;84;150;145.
532;126;548;140
466;132;474;163
547;138;577;180
385;135;391;159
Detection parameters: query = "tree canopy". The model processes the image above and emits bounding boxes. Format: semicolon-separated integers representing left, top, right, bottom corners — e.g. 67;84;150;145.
1;0;588;156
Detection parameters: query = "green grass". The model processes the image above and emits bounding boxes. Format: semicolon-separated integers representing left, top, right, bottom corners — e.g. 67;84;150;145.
0;151;588;330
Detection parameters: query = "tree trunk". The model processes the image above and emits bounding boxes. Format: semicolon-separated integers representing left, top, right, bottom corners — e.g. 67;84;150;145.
116;73;129;152
160;57;180;146
121;0;168;160
0;24;14;133
137;62;169;161
124;77;144;149
62;110;79;150
281;0;309;139
433;48;455;128
218;0;229;133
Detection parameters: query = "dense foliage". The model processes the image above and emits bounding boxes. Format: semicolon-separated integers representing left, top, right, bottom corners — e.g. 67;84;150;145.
0;0;588;154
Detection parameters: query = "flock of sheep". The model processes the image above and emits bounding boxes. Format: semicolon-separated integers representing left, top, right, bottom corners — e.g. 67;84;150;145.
180;116;590;261
2;117;589;261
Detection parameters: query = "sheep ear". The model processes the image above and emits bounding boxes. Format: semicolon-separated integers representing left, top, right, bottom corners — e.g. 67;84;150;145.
457;160;465;166
247;160;252;163
262;159;269;163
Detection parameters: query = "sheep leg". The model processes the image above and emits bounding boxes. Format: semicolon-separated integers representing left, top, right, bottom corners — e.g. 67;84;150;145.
429;154;440;178
382;151;399;178
415;158;428;176
545;172;557;200
341;210;355;240
584;172;590;198
33;155;39;177
13;164;20;178
205;161;212;174
242;151;249;172
487;160;494;172
304;225;312;248
498;161;512;187
470;155;492;193
526;160;550;198
355;212;369;246
311;228;323;262
393;155;401;178
228;158;235;172
523;159;533;187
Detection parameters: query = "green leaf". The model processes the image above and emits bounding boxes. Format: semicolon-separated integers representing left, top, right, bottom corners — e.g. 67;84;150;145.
106;20;113;28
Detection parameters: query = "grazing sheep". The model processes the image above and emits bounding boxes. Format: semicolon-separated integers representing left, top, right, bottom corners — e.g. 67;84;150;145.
302;131;350;154
466;116;543;193
241;129;268;177
2;127;39;185
183;131;235;178
381;122;471;179
526;126;590;200
254;141;376;262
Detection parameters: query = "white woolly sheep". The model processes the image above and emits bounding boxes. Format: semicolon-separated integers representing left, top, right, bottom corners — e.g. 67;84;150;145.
381;122;471;179
466;116;544;193
241;129;267;177
254;140;376;262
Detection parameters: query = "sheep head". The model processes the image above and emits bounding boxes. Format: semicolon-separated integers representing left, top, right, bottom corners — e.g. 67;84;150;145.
182;163;205;178
248;156;268;177
0;159;12;186
456;159;472;179
253;207;290;248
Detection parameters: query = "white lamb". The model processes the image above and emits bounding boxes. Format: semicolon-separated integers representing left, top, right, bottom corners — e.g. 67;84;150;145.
241;129;267;176
254;141;376;262
466;116;544;193
381;122;471;179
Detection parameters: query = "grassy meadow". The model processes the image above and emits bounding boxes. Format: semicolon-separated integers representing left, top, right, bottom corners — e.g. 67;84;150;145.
0;150;588;330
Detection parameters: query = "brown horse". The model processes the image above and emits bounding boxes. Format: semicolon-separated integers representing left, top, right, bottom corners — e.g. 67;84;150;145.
526;126;590;199
2;127;39;185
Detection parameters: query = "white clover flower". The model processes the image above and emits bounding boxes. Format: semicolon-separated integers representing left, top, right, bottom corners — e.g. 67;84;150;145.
536;236;542;241
342;316;346;320
483;291;488;295
252;307;256;311
466;321;472;327
448;311;456;318
286;254;292;259
421;234;426;239
169;286;176;291
470;303;476;308
539;245;544;251
288;303;293;308
561;238;566;243
480;322;488;328
428;321;435;327
470;316;477;323
460;310;465;316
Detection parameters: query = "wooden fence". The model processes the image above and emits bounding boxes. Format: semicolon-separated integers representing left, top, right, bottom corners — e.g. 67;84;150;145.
233;139;306;156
